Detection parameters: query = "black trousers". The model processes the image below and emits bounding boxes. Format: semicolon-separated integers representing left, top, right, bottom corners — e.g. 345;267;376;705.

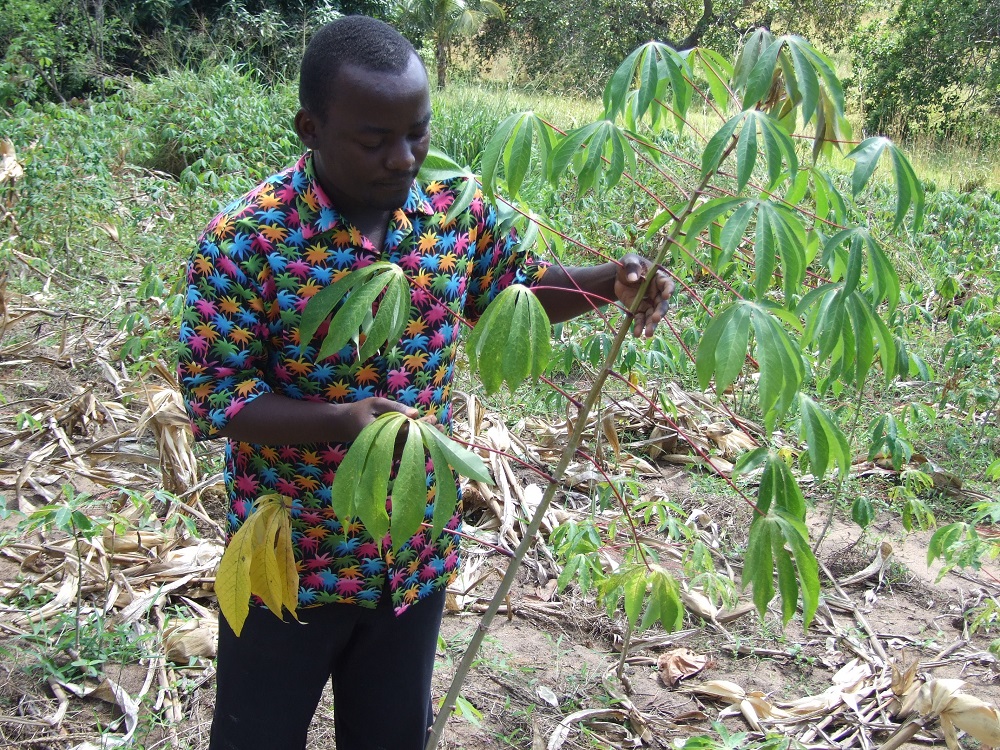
209;587;446;750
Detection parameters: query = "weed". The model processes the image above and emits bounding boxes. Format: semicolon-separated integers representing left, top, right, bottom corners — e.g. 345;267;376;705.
16;610;154;684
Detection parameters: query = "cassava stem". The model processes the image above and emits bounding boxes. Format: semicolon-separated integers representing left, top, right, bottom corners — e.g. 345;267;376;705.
425;142;738;749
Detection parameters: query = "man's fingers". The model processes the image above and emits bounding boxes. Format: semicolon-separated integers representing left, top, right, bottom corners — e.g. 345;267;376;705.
620;254;646;284
381;400;419;419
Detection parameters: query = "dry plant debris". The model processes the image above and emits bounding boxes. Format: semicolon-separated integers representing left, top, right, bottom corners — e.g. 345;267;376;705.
3;305;1000;749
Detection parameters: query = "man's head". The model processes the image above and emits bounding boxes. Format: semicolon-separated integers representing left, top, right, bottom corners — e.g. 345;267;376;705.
299;16;417;120
295;16;432;227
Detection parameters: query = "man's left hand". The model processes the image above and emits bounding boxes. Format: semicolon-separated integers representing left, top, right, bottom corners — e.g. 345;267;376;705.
614;253;674;337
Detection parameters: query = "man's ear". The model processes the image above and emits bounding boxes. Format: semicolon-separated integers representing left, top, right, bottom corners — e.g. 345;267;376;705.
294;109;318;149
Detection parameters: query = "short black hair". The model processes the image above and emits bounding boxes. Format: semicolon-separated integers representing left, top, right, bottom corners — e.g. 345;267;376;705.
299;16;418;118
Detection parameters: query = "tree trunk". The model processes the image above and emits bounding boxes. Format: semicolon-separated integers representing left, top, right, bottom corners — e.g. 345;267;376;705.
436;36;447;89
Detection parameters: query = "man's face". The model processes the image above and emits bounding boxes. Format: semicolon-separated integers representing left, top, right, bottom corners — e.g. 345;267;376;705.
295;54;432;224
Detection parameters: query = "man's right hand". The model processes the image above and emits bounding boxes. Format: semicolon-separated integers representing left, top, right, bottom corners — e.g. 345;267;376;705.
337;398;419;443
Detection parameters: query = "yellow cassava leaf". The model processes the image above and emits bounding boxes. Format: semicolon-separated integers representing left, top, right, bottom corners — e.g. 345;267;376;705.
248;502;283;615
216;494;299;636
215;510;258;637
274;510;300;620
601;413;621;458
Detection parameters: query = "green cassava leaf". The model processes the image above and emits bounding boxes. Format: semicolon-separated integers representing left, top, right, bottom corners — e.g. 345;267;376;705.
314;268;394;361
694;48;734;112
420;425;460;540
732;445;769;479
758;111;798;185
733;28;775;96
696;300;752;393
466;285;550;395
794;39;844;113
466;285;515;394
576;121;612;193
743;515;775;616
784;38;820;123
505;115;535;197
852;496;874;527
735;114;759;190
847;137;924;230
848;137;888;197
702;112;745;179
754;200;805;301
417;148;471;183
298;264;375;348
330;413;394;522
502;290;532;387
750;304;805;432
744;509;819;627
742;38;783;108
648;567;683;631
927;523;968;566
419;422;493;485
773;522;798;623
637;45;659;121
481;112;525;199
357;266;410;361
445;175;480;225
719;200;756;263
604;43;647;119
798;394;851;480
390;422;428;552
550;121;603;186
679;196;746;248
354;413;403;547
623;568;647;628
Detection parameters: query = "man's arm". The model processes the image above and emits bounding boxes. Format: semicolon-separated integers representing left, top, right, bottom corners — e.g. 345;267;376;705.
217;394;418;446
531;253;674;336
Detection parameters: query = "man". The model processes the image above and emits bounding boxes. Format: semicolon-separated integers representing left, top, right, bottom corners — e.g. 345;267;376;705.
178;15;673;750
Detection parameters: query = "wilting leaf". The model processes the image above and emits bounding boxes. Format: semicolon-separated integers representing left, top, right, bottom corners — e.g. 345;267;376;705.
658;648;708;687
847;137;925;231
466;284;551;395
215;493;298;637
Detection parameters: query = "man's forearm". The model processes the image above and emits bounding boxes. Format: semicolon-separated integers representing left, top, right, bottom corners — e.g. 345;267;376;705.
217;393;414;446
531;262;618;324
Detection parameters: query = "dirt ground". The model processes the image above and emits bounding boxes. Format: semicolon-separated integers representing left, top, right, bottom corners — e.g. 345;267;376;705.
5;465;1000;749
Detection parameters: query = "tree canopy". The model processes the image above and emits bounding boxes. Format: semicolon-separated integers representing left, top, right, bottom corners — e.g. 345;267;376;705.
851;0;1000;141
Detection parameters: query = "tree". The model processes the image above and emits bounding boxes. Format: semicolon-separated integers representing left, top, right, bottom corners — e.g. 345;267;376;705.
394;0;503;89
851;0;1000;142
479;0;873;93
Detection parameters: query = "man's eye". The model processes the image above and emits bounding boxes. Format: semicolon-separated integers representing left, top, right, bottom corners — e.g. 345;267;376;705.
359;140;382;150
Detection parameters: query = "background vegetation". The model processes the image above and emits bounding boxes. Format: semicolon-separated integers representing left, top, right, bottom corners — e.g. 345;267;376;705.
2;2;1000;747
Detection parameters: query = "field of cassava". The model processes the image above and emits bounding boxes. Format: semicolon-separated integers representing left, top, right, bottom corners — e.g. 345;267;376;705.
2;28;1000;750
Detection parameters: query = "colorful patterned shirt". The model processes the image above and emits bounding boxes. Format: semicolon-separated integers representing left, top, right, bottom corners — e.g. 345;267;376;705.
178;152;547;614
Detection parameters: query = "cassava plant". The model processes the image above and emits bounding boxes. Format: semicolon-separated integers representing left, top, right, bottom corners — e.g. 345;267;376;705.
423;29;922;747
220;28;924;749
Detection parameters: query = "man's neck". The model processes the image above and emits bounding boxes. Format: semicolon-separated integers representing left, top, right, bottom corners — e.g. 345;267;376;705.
347;211;392;250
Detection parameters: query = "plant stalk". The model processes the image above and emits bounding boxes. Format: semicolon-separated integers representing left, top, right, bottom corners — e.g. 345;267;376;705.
425;159;726;750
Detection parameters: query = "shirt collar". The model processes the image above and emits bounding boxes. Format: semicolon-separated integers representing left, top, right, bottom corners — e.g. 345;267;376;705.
299;151;434;223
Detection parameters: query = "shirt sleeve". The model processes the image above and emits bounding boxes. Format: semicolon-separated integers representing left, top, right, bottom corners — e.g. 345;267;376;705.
177;226;273;441
464;189;550;323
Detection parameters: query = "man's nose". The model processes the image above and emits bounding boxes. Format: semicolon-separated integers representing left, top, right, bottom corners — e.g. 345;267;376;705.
385;139;416;172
